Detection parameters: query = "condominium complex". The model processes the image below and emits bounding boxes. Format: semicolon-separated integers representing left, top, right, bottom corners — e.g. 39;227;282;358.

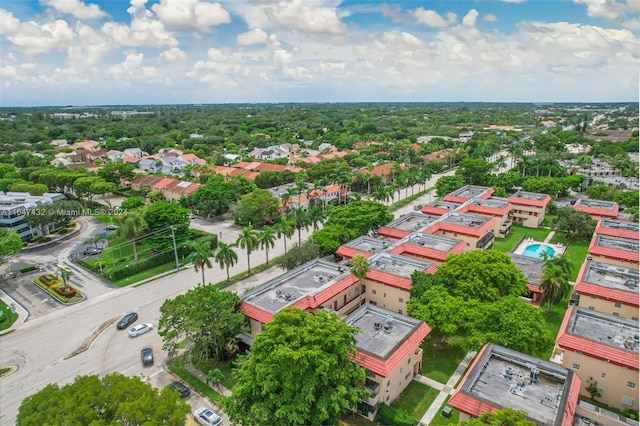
574;199;620;221
507;191;552;228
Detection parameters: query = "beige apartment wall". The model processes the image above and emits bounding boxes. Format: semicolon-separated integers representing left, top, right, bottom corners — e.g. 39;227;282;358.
577;296;640;320
246;317;263;339
468;212;509;238
320;282;362;313
510;204;545;228
365;345;423;406
589;255;639;271
364;278;411;314
562;350;639;411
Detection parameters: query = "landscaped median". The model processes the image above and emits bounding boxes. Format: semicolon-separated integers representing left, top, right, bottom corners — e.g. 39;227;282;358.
33;274;85;304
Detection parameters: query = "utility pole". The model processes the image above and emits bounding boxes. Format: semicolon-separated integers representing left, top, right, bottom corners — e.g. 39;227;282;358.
170;226;180;271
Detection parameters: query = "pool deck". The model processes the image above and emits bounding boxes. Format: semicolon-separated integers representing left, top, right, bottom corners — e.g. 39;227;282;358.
513;233;566;258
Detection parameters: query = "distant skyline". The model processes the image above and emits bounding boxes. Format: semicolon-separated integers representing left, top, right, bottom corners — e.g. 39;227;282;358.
0;0;638;107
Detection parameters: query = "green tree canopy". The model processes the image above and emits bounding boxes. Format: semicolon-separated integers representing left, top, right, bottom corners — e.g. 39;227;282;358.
159;285;245;361
236;188;280;227
184;177;239;219
435;175;465;197
455;157;493;186
228;307;367;426
276;241;321;271
0;229;23;259
459;407;536;426
16;373;189;426
551;206;597;240
323;200;393;236
143;201;190;250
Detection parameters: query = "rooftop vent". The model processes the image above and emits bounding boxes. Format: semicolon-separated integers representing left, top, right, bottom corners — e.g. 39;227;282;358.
373;321;382;331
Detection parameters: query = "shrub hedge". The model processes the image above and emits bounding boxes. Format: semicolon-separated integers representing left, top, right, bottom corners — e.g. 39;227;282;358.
19;264;37;273
374;403;417;426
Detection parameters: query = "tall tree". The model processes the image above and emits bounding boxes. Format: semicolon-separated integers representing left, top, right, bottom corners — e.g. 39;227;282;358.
0;229;23;259
540;264;571;313
16;374;189;426
215;242;238;283
274;217;295;254
116;209;149;261
227;307;367;426
188;240;215;286
236;226;259;276
287;207;311;244
257;228;276;266
306;205;327;232
460;407;535;426
551;207;597;240
349;254;369;304
159;286;245;361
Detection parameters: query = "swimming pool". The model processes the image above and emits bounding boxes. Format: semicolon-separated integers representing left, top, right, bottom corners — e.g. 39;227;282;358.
522;244;556;259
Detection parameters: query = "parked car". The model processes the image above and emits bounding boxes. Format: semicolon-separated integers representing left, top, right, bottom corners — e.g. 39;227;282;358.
116;313;138;330
140;347;154;366
169;381;191;398
193;407;223;426
128;323;153;337
84;247;101;256
413;204;423;211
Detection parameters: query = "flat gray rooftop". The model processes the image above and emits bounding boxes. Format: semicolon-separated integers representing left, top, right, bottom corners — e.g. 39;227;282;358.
468;197;510;209
594;235;639;253
441;212;491;228
583;261;639;293
343;236;397;255
383;213;439;232
578;199;618;209
267;182;311;198
242;259;350;314
600;218;639;233
403;233;462;253
461;345;572;425
369;253;433;278
347;304;423;360
426;200;461;210
568;308;639;353
447;185;492;199
510;191;548;201
507;253;543;286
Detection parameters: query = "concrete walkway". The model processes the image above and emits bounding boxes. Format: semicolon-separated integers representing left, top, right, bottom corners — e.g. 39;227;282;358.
417;350;477;426
543;230;556;244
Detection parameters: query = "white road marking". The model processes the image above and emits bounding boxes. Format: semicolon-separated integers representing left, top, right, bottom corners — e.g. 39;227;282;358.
120;364;138;374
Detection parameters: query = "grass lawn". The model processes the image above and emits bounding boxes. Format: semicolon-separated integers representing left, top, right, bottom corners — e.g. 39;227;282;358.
541;214;556;228
339;412;376;425
113;262;178;287
192;358;238;391
550;234;590;281
493;225;551;253
168;358;228;407
0;300;18;331
420;332;468;384
539;295;571;360
394;380;440;421
430;396;460;426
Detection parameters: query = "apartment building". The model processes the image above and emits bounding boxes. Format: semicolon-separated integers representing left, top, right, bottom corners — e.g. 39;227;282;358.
364;252;437;314
388;233;466;266
449;344;580;425
419;200;461;216
507;191;551;228
423;212;495;250
594;218;639;241
507;253;544;306
588;234;639;270
0;192;66;241
348;304;430;420
129;176;201;202
551;307;639;411
457;197;513;237
336;235;396;259
443;185;493;203
238;258;431;421
377;213;439;240
574;260;639;320
574;199;620;221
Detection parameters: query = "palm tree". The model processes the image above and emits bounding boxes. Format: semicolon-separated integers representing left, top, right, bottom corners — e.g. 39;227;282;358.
236;226;258;276
349;254;370;305
117;210;148;262
206;368;225;392
287;207;311;244
540;264;571;313
307;206;327;232
58;265;70;287
257;228;276;265
215;242;238;282
407;166;420;197
84;235;102;249
274;218;295;253
187;241;214;286
295;179;308;208
542;253;573;278
280;191;291;213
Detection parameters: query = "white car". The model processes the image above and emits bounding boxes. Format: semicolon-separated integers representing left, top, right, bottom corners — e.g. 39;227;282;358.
194;407;223;426
128;323;153;337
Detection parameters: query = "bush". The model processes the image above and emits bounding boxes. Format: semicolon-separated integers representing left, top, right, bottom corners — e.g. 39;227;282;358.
374;403;417;426
57;228;69;235
53;285;77;297
20;264;37;273
109;246;191;281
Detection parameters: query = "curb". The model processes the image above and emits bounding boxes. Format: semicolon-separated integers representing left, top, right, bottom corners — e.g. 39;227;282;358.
64;316;119;359
21;218;84;251
0;288;29;329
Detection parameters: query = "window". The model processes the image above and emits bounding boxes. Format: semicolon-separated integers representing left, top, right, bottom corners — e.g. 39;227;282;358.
383;293;386;298
627;382;636;389
590;295;597;299
572;363;580;370
597;387;604;396
588;306;595;310
370;301;377;306
615;301;622;308
399;297;404;303
623;397;634;407
601;373;607;379
372;289;376;295
405;372;411;380
398;309;403;314
407;358;411;365
387;380;390;387
613;312;620;317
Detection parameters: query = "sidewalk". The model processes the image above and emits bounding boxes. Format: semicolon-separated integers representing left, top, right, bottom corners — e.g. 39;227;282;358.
0;288;29;334
417;350;477;426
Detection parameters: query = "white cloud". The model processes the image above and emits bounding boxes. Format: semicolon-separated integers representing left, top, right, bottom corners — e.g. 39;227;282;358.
412;8;457;27
151;0;230;31
101;0;178;47
160;47;186;62
237;28;268;45
483;13;498;22
42;0;107;20
462;9;479;27
574;0;640;29
0;9;21;35
107;51;160;80
0;11;74;54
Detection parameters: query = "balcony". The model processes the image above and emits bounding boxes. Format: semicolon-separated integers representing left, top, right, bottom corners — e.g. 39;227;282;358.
363;380;380;405
550;347;564;365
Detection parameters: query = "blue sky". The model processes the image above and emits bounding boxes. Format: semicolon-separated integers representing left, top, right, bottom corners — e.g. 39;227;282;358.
0;0;638;106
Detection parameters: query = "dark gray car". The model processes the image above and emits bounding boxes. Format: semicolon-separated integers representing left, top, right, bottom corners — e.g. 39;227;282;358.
140;347;154;366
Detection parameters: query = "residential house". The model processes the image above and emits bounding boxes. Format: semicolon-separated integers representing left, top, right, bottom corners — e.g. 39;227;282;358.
588;234;639;270
551;307;639;411
595;218;639;241
106;150;126;162
69;139;100;151
388;233;466;266
449;344;580;425
456;197;513;237
574;259;639;320
574;199;620;221
123;148;144;159
180;153;206;166
507;191;551;228
423;212;495;250
420;200;461;216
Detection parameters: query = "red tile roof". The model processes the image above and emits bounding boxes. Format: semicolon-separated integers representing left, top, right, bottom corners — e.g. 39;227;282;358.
336;246;373;260
377;227;410;239
423;217;495;238
153;177;175;190
354;322;431;377
449;345;498;417
574;201;619;219
507;194;551;208
588;235;640;263
595;219;639;240
459;202;512;217
389;242;465;262
240;302;274;324
555;306;639;370
562;374;582;426
574;261;639;307
365;270;413;291
419;205;449;216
